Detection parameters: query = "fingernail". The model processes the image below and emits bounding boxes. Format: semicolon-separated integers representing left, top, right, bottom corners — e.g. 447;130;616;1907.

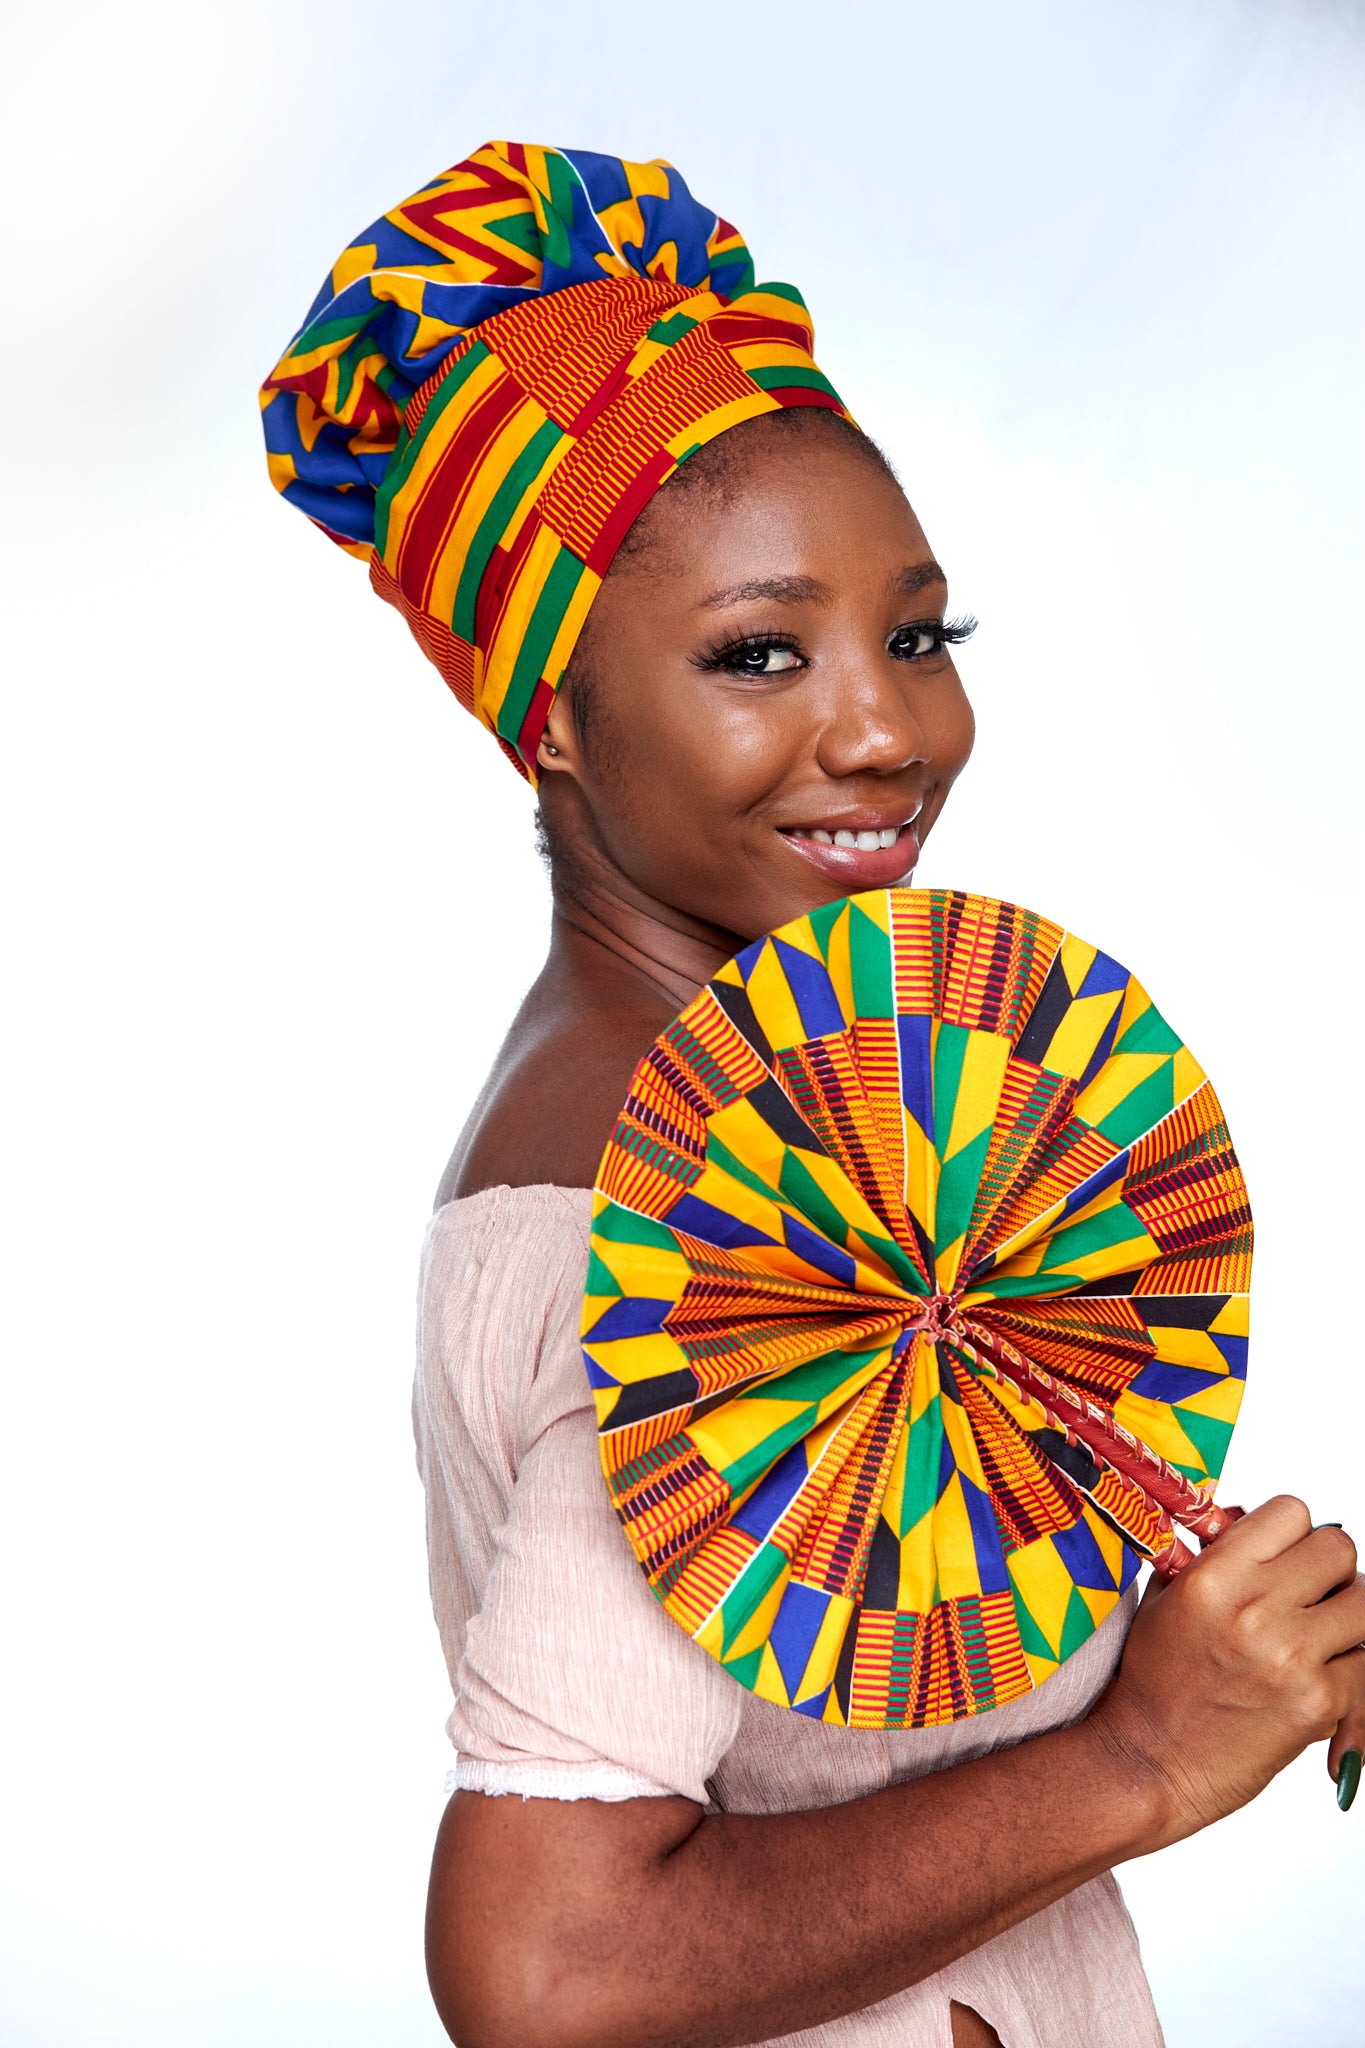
1314;1521;1343;1531
1337;1749;1361;1814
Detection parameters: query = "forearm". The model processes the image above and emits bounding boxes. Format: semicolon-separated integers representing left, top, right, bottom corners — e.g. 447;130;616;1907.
428;1714;1164;2048
667;1716;1161;2040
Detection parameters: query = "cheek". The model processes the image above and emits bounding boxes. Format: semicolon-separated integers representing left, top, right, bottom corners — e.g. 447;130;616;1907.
605;684;793;832
691;693;807;803
581;714;720;875
931;673;976;777
581;689;796;922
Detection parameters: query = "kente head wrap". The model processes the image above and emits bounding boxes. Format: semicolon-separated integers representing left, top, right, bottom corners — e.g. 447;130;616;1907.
261;142;853;781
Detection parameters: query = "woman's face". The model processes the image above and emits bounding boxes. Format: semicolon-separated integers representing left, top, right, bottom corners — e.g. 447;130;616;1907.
538;418;976;945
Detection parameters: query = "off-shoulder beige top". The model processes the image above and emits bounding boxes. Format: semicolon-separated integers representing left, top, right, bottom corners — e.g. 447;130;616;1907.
414;1184;1165;2048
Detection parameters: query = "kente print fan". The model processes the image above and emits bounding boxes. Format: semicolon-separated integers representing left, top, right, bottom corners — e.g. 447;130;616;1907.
581;890;1251;1730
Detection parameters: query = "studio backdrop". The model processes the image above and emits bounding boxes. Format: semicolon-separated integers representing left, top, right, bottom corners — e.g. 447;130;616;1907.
2;2;1362;2043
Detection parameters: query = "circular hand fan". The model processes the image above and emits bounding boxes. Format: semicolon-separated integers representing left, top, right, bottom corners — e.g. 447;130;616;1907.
581;889;1251;1730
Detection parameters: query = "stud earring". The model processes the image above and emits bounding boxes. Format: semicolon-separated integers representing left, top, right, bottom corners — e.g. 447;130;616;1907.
543;742;561;755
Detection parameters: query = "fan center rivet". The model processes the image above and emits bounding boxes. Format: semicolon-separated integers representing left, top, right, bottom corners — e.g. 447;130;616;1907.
914;1292;960;1342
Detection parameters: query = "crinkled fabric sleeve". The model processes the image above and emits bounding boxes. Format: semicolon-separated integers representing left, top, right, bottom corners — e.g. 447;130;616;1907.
415;1186;742;1807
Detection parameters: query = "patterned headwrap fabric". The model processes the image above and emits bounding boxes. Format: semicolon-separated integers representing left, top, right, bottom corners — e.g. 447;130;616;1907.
262;142;852;781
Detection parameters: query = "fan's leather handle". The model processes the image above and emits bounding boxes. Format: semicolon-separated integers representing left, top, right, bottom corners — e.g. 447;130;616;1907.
959;1320;1246;1585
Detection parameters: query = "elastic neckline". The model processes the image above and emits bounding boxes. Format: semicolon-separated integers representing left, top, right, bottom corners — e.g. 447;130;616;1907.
431;1182;594;1222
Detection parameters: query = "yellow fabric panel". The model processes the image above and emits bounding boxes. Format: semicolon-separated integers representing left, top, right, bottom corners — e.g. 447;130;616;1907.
1210;1297;1250;1336
742;940;809;1053
942;1031;1012;1163
663;389;778;461
1075;1051;1169;1128
1058;935;1098;994
1007;1538;1079;1658
1038;988;1125;1082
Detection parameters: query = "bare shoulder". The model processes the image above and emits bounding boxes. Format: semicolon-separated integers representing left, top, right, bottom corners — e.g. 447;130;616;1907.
435;984;668;1208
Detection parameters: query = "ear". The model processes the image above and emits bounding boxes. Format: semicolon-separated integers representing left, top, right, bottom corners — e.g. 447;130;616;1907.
536;688;580;776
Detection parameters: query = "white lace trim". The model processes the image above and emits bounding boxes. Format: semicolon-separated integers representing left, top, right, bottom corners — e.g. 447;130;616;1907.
445;1755;675;1803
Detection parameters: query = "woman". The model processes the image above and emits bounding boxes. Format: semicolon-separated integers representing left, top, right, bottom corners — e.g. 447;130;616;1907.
263;142;1365;2048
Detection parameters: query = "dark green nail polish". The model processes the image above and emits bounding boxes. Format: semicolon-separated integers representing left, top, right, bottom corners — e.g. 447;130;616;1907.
1314;1521;1343;1531
1337;1749;1361;1813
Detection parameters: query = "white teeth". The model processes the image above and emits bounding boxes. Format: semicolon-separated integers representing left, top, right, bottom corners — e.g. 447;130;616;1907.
794;824;902;850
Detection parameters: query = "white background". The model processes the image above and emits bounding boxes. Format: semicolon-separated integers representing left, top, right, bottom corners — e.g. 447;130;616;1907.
3;1;1363;2041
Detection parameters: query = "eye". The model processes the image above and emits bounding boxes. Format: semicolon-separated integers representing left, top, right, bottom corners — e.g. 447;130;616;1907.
888;615;977;662
696;634;806;678
889;624;944;660
731;642;802;676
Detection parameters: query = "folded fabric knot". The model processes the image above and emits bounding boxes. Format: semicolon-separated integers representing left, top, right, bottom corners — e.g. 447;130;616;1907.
261;141;853;780
907;1292;962;1343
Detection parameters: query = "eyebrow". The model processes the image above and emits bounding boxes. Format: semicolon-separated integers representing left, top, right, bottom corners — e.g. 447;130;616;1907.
888;561;947;599
696;560;947;611
698;573;831;611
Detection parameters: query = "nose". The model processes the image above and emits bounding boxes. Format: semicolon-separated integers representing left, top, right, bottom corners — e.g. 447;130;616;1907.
814;662;930;781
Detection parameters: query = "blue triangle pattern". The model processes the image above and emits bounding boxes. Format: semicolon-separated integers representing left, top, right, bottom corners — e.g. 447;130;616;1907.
793;1685;833;1719
665;1192;778;1250
731;1440;811;1541
1212;1333;1248;1379
782;1210;858;1287
898;1012;934;1137
584;1295;673;1341
1078;948;1131;998
1052;1511;1118;1591
772;937;847;1040
1129;1360;1229;1403
959;1467;1013;1595
768;1581;831;1695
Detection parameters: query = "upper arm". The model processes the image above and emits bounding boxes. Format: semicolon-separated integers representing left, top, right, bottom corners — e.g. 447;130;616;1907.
417;1158;745;2046
426;1789;705;2048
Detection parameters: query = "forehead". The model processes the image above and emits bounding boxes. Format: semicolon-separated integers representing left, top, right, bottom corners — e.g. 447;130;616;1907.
623;426;932;597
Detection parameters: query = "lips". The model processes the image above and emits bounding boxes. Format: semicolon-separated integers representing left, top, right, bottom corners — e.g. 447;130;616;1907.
778;814;922;888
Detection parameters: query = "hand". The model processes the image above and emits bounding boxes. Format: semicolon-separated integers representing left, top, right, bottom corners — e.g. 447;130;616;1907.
1087;1495;1365;1846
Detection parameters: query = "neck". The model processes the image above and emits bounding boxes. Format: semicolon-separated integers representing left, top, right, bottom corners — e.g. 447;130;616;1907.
545;865;741;1018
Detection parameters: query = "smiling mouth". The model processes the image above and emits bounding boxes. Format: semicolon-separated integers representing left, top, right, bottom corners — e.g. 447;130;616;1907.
777;814;924;882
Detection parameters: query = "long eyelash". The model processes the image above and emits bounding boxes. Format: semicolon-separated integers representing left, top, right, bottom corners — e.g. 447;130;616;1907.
940;613;978;644
692;630;801;672
889;614;979;657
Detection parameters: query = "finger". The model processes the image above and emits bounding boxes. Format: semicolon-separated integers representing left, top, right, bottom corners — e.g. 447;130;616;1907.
1270;1524;1359;1609
1327;1652;1365;1808
1199;1494;1312;1566
1305;1574;1365;1662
